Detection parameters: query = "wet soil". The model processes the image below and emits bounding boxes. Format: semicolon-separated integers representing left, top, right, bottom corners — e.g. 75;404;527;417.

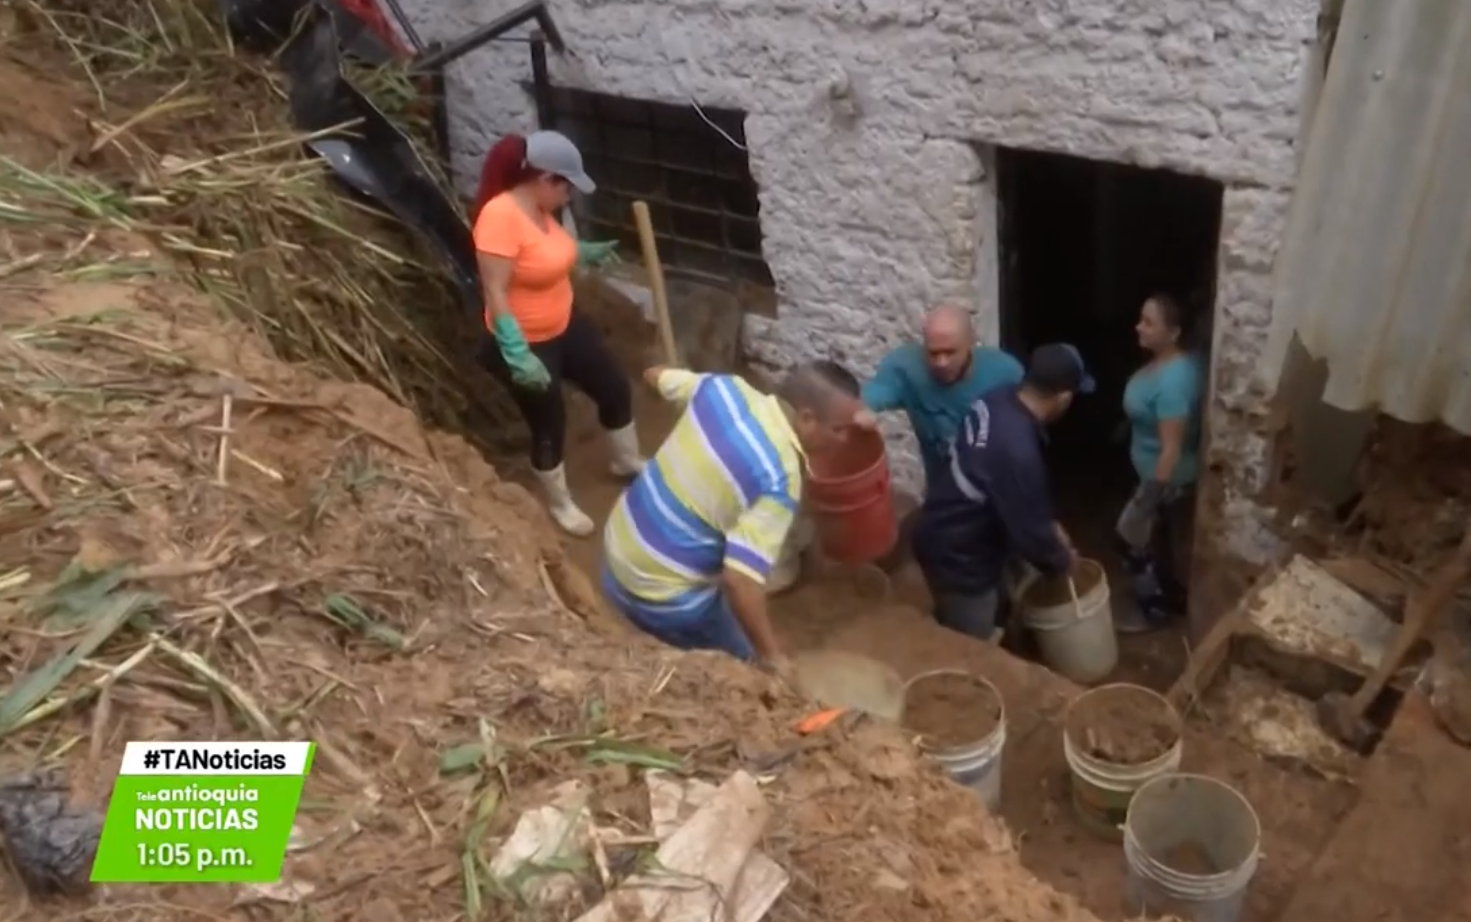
550;398;1360;922
1067;687;1180;765
1160;841;1220;875
812;607;1360;921
550;288;1369;922
1275;693;1471;922
903;673;1002;748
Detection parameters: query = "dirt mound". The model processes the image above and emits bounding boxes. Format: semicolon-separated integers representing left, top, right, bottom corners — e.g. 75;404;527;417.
2;0;519;458
1346;419;1471;565
0;280;1114;922
0;51;90;169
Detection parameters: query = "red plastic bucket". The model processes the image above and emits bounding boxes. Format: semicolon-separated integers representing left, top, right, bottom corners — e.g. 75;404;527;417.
807;429;899;566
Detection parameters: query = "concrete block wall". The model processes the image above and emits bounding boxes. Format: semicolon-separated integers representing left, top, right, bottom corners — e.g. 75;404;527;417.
401;0;1319;559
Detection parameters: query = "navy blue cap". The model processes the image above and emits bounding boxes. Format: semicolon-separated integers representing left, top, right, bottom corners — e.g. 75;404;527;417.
1026;343;1096;395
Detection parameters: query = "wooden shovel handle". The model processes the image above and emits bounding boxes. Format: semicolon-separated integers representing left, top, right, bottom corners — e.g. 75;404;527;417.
631;200;679;367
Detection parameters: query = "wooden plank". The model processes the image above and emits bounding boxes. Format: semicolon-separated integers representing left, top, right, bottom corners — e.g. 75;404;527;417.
1167;608;1242;714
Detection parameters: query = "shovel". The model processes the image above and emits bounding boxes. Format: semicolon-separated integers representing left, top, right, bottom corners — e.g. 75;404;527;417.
791;650;905;723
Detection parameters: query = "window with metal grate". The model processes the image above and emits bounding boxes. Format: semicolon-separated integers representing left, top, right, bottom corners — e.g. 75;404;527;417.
544;87;773;289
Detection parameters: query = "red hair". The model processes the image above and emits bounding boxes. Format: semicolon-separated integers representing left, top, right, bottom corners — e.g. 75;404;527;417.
472;134;546;220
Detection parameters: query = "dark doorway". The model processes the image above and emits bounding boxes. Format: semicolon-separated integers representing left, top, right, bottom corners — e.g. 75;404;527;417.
995;147;1222;674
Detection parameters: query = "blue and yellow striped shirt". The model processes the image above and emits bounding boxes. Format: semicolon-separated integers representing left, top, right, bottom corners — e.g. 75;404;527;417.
603;370;802;615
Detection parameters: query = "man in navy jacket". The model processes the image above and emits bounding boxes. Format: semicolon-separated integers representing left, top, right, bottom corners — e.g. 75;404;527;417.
911;343;1093;641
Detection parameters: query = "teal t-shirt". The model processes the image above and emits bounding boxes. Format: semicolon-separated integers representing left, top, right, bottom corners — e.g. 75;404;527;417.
1123;353;1204;487
861;343;1025;487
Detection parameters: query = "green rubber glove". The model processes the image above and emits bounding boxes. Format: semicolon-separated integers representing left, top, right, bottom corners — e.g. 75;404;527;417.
492;314;551;391
576;239;620;268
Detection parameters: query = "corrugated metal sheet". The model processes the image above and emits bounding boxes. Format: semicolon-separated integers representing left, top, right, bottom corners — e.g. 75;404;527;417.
1264;0;1471;434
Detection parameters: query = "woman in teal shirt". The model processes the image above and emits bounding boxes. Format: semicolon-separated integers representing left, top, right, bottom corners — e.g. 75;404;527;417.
1115;294;1203;633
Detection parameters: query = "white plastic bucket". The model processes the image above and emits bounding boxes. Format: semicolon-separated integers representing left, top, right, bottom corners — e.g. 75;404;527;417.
1123;773;1263;922
1062;683;1184;839
1017;559;1118;684
904;670;1007;811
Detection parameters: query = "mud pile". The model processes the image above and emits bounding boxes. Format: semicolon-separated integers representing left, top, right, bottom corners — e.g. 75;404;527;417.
1344;418;1471;569
1;6;1120;921
0;280;1115;922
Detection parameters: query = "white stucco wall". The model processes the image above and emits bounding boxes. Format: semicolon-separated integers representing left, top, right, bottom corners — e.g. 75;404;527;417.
402;0;1317;556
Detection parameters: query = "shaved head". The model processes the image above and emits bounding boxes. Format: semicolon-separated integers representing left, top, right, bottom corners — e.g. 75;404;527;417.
920;304;976;384
923;304;975;343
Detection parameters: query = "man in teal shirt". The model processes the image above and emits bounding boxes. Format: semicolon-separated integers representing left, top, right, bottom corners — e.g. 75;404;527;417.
857;305;1024;564
860;305;1024;486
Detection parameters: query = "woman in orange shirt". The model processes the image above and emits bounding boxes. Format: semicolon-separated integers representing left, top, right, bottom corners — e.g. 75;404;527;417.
473;130;642;536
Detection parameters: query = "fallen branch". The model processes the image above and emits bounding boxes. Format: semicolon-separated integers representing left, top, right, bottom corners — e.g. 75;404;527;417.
153;635;274;736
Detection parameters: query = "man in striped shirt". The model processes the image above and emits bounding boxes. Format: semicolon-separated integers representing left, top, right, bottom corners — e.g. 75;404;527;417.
601;361;863;673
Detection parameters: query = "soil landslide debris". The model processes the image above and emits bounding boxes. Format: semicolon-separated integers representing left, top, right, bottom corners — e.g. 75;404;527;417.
0;2;1137;920
904;673;1002;749
1067;688;1180;765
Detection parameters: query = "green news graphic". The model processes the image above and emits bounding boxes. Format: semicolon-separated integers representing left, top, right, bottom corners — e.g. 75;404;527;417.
91;742;314;883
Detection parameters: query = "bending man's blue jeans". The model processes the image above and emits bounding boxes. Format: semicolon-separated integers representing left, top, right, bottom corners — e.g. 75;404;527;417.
600;567;756;661
931;587;1006;642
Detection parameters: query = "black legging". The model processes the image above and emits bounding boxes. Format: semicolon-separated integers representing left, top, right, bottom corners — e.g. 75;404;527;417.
477;308;633;471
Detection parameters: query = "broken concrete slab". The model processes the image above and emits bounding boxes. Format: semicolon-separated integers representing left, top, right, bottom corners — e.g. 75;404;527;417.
488;780;593;907
577;771;776;922
1248;554;1405;677
646;770;789;922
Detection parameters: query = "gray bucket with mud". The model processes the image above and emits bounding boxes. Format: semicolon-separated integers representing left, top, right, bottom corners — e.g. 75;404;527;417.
1123;773;1263;922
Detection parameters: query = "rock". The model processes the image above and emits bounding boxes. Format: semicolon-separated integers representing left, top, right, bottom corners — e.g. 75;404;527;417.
0;771;103;896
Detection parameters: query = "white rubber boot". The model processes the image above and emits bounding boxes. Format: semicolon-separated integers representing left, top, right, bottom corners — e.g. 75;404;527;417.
533;464;595;537
606;422;646;478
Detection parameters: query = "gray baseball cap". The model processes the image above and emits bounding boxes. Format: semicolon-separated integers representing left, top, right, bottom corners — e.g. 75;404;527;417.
525;130;596;194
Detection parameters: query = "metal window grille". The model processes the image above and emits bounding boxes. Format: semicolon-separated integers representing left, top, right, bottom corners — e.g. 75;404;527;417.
544;88;773;287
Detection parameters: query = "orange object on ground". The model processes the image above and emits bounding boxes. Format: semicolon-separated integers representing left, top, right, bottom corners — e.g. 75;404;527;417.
806;428;899;565
795;708;848;735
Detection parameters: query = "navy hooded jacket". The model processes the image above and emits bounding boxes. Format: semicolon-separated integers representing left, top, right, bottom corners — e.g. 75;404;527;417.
911;387;1073;595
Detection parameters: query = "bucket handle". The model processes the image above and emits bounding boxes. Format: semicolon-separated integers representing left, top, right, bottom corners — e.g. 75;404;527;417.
1067;577;1085;623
